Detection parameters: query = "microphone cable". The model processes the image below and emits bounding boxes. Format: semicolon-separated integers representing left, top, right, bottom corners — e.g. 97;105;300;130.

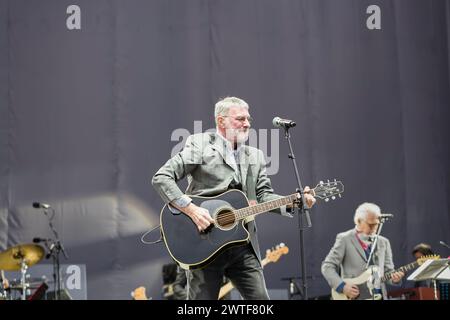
140;224;163;245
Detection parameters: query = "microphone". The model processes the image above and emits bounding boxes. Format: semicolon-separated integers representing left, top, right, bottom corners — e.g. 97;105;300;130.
440;241;450;249
32;202;51;209
380;213;394;218
33;237;51;243
272;117;296;129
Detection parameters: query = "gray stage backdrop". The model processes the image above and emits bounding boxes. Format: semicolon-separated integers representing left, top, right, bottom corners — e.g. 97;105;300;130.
1;0;449;299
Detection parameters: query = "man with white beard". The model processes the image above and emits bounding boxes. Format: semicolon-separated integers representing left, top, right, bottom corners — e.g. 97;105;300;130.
152;96;316;300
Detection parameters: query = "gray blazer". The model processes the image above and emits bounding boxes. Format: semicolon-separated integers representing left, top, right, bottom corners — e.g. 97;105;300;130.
152;132;291;262
321;229;398;297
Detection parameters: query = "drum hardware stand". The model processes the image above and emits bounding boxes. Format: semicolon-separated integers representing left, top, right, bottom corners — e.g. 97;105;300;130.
35;205;69;300
19;258;29;300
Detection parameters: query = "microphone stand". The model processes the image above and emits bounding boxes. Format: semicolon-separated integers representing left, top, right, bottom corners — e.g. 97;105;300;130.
364;217;388;300
42;207;69;300
282;126;312;300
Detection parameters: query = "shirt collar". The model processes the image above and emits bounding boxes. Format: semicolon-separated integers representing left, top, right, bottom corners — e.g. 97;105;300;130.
215;130;243;153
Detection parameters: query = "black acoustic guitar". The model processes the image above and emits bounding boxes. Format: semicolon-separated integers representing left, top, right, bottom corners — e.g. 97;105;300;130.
160;180;344;269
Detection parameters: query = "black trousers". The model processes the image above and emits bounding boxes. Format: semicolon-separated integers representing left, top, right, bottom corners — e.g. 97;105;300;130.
187;243;269;300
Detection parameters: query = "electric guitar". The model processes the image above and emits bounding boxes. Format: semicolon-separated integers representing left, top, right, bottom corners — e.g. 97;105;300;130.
331;255;440;300
160;179;344;269
218;243;289;299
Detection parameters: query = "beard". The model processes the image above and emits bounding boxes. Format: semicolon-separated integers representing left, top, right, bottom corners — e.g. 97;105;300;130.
226;128;249;144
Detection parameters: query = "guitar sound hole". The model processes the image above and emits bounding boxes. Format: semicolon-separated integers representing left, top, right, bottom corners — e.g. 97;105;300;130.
215;209;236;230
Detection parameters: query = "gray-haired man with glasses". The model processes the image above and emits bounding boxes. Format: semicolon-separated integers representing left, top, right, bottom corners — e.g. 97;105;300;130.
152;96;316;300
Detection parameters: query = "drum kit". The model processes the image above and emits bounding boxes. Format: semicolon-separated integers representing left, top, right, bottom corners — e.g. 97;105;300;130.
1;203;69;300
0;243;47;300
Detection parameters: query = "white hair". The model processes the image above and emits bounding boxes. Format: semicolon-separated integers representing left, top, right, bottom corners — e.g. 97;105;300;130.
354;202;381;225
214;97;249;125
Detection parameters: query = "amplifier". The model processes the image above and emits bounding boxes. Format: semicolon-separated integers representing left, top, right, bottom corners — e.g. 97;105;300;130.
388;287;437;300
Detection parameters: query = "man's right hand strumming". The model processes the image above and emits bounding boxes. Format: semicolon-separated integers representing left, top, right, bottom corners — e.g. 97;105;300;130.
343;283;359;299
181;203;215;232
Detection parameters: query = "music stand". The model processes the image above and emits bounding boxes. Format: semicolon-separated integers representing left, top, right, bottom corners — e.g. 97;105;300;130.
407;258;450;300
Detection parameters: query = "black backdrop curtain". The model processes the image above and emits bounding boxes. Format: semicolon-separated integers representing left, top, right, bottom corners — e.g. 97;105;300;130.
0;0;449;299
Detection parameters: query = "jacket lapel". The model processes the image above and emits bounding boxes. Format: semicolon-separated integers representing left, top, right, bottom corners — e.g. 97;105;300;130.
209;133;235;170
350;230;368;262
238;147;250;189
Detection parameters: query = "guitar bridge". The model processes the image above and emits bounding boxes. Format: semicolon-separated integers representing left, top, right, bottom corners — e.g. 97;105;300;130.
200;224;214;235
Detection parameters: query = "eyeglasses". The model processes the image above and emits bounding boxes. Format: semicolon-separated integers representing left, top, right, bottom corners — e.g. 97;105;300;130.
222;116;253;124
364;220;380;228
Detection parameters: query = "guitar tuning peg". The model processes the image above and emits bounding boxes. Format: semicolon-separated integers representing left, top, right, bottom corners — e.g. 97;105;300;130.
325;198;329;202
338;194;342;198
319;180;324;185
334;178;337;182
332;196;336;200
327;179;330;183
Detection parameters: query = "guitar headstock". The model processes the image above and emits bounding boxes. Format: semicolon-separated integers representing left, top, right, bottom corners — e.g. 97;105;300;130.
313;179;344;202
265;243;289;263
417;254;441;266
132;286;148;300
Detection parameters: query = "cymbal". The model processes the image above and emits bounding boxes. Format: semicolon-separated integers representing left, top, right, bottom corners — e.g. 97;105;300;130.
0;244;45;271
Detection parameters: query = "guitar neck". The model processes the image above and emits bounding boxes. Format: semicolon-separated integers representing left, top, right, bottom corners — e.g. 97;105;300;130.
382;261;418;282
261;257;270;268
234;194;298;221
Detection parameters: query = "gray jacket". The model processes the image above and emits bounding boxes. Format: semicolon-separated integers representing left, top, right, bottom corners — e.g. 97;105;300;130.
152;132;291;262
321;228;398;297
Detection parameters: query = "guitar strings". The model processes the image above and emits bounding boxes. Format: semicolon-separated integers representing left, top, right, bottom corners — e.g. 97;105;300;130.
215;203;280;224
217;196;296;222
214;196;297;225
206;185;338;225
